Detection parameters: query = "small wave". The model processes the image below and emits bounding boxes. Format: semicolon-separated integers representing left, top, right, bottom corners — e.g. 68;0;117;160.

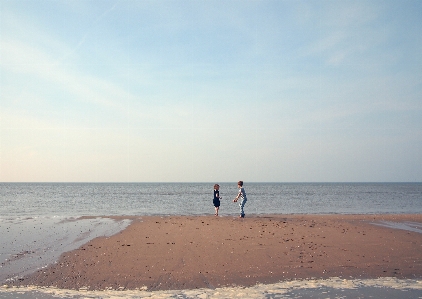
1;277;421;298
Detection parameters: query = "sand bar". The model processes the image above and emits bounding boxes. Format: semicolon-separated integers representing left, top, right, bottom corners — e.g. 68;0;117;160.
10;214;422;291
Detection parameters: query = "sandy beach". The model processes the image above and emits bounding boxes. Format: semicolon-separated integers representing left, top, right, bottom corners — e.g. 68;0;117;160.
10;214;422;291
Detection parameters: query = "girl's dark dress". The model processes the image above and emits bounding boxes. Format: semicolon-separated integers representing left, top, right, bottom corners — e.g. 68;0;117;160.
213;190;220;207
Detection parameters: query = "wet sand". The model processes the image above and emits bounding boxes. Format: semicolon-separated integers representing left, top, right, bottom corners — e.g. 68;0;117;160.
0;217;132;284
9;214;422;291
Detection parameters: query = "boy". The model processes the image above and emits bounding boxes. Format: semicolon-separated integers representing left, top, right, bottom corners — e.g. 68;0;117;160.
233;181;247;218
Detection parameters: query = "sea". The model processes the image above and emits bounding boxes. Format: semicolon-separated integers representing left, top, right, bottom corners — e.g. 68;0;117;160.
1;182;422;298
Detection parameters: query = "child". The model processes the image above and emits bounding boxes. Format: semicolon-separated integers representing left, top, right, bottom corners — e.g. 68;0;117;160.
233;181;247;218
213;184;222;216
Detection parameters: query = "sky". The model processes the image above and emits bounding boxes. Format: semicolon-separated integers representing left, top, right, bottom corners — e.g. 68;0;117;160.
1;0;421;183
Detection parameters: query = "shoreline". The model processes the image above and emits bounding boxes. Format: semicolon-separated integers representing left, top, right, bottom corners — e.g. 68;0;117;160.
7;214;422;291
3;277;422;298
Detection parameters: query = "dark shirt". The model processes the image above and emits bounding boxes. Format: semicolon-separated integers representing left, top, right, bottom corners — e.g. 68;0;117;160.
214;189;220;200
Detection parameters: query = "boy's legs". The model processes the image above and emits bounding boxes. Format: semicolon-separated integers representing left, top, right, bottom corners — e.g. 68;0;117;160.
239;198;247;217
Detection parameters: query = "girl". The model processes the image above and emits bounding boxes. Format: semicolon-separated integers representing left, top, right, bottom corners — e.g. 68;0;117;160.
213;184;222;216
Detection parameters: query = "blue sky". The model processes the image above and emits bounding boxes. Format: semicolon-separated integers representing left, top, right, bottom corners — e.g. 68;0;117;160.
1;0;421;182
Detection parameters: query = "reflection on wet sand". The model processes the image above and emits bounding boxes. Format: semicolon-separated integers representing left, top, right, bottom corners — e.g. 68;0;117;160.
371;221;422;234
0;217;131;283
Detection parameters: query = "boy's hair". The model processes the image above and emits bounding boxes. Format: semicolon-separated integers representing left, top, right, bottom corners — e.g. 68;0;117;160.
214;184;219;188
238;181;243;187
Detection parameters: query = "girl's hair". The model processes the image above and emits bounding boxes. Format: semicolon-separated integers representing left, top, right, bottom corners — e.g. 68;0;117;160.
214;184;220;189
238;181;243;187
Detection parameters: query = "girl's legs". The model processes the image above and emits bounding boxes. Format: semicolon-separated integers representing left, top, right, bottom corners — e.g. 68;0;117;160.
215;206;219;216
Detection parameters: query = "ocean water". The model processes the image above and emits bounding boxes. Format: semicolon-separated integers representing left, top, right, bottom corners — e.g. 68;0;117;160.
1;182;422;218
1;183;422;298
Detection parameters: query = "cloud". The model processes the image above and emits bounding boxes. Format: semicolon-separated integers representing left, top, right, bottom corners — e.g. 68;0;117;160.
298;1;389;67
60;2;118;61
1;36;143;127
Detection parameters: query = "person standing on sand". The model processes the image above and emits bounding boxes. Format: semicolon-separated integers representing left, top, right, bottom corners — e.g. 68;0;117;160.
213;184;222;216
233;181;247;218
